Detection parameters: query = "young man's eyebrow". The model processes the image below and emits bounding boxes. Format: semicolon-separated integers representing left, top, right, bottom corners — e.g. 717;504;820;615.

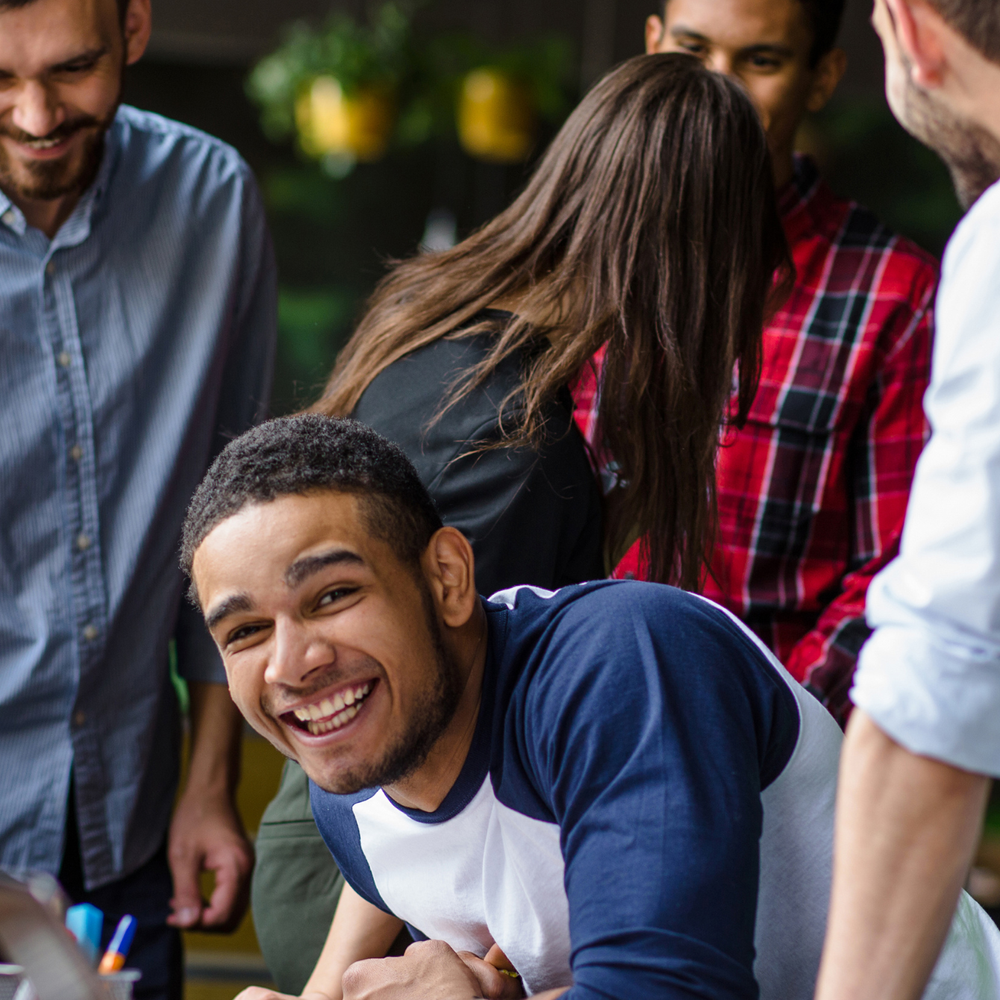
740;42;796;58
205;593;254;631
285;549;365;589
48;46;108;72
668;26;794;58
670;25;712;42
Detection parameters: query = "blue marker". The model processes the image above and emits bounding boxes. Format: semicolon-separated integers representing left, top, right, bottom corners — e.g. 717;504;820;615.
65;903;103;965
98;915;137;974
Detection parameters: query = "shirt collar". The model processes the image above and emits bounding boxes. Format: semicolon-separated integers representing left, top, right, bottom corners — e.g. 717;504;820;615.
777;153;828;244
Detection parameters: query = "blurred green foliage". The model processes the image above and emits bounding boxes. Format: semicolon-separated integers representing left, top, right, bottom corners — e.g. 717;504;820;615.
246;2;574;158
247;2;414;141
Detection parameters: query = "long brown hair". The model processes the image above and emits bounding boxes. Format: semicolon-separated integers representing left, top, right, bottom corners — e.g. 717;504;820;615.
314;53;790;589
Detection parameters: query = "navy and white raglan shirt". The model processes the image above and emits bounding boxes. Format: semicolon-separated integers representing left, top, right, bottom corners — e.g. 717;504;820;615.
311;582;1000;999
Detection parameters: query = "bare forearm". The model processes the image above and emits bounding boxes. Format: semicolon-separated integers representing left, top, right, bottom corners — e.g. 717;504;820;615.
186;680;242;796
303;883;405;1000
815;709;989;1000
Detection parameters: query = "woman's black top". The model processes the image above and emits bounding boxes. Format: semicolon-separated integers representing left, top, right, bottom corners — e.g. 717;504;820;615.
351;313;603;595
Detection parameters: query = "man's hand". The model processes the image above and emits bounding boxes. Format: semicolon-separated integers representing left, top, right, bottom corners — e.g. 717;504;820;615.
167;780;254;930
167;680;254;932
457;944;524;1000
341;940;487;1000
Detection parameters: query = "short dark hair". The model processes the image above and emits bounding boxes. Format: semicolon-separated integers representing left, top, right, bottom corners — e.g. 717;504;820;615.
799;0;846;65
662;0;846;66
180;415;444;583
928;0;1000;63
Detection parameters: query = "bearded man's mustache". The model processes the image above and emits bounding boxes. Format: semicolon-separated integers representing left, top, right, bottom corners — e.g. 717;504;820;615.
0;116;102;145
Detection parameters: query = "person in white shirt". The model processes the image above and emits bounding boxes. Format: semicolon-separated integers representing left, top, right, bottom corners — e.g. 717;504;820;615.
815;2;1000;999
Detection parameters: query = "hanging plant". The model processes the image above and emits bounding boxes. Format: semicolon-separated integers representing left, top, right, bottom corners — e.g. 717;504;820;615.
247;5;574;172
247;2;413;174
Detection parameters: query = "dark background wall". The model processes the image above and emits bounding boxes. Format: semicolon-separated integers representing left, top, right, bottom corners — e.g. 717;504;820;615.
125;0;960;415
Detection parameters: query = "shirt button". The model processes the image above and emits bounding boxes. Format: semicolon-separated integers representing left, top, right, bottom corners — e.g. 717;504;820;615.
74;710;86;726
45;260;56;276
2;210;13;226
69;444;82;461
57;351;71;368
82;625;98;642
76;532;91;551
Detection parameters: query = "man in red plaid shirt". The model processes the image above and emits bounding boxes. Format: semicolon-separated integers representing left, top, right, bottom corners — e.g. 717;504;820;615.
573;0;938;726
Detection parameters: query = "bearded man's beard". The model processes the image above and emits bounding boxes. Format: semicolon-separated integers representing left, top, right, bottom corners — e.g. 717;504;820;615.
0;105;118;204
897;59;1000;209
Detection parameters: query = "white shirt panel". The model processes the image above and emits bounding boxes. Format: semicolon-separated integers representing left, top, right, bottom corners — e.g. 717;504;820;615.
353;778;572;994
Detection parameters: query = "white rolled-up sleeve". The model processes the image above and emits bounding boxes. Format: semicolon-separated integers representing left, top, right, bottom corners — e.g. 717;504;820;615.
853;181;1000;776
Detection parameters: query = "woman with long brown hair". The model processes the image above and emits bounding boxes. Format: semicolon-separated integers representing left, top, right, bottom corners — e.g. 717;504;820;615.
314;51;788;590
252;54;789;993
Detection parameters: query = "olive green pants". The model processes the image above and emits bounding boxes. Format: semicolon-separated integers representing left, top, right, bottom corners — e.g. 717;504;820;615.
251;760;345;995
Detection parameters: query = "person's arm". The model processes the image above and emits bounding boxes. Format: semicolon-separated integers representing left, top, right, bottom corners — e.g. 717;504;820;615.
167;680;254;930
302;884;405;1000
785;274;935;726
815;710;989;1000
233;883;405;1000
820;197;1000;998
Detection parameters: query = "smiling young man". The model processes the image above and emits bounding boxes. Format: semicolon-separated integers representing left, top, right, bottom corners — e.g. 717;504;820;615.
0;0;275;996
573;0;938;727
182;414;1000;1000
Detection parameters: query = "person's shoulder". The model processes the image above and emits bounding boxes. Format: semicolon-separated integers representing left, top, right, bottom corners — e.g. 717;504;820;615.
488;583;803;788
111;105;255;195
790;156;937;290
489;580;776;679
943;178;1000;275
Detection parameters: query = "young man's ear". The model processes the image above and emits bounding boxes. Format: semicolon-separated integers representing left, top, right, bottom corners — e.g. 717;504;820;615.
124;0;152;66
421;527;478;628
884;0;948;88
805;47;847;113
645;14;667;55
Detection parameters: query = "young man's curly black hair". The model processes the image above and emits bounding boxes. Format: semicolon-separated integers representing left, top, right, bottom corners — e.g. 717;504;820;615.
180;414;443;594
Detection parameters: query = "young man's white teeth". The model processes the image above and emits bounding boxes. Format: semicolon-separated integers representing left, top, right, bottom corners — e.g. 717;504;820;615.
308;703;322;720
346;705;358;719
361;683;370;695
319;698;336;717
294;707;311;721
343;688;355;706
354;685;366;700
332;692;345;712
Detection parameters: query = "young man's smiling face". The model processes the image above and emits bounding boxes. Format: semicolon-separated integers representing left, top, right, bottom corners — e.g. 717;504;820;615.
646;0;846;186
191;490;466;796
0;0;149;223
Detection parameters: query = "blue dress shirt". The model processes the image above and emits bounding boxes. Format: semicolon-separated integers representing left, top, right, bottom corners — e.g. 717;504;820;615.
0;105;276;889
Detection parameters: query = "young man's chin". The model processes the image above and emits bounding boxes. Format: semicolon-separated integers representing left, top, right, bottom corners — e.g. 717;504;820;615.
0;130;102;202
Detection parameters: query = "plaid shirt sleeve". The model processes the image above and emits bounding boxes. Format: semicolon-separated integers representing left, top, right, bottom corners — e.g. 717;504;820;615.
785;272;935;726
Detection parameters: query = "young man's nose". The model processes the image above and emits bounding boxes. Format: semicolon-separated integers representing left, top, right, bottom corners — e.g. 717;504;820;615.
265;619;335;687
10;82;65;139
706;51;737;79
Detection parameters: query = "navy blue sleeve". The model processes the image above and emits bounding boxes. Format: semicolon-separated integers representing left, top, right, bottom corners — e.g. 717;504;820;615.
308;782;392;915
519;584;799;1000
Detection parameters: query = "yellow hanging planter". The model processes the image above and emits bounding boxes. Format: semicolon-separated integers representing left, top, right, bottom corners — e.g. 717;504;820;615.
295;75;396;163
457;68;536;164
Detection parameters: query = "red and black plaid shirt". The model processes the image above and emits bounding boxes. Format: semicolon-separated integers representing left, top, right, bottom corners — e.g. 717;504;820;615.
572;156;938;726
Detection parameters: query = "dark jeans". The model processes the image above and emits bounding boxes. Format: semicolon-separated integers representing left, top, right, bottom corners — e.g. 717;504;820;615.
59;794;182;1000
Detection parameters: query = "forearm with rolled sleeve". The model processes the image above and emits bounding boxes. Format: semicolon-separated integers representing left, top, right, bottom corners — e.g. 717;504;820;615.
852;181;1000;777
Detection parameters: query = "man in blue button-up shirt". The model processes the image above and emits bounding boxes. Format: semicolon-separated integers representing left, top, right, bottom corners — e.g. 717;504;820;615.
0;0;277;994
